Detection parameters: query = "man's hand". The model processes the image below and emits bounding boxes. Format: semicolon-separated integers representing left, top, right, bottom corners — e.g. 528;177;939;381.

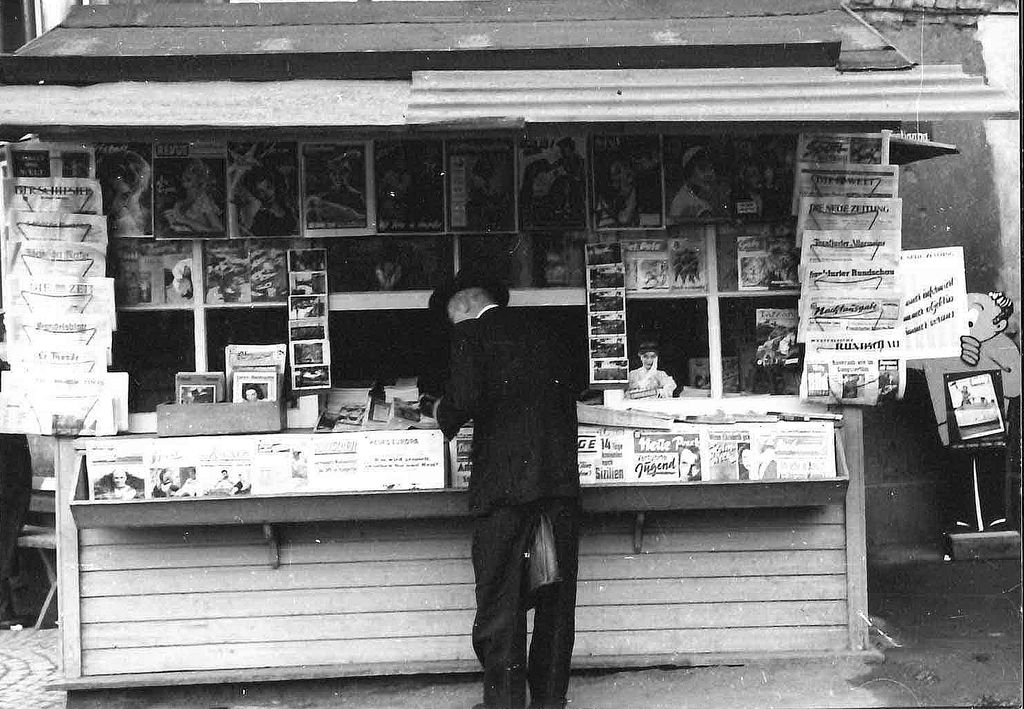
960;334;981;367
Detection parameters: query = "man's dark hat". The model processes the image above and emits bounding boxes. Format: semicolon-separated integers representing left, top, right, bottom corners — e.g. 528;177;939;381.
429;268;510;313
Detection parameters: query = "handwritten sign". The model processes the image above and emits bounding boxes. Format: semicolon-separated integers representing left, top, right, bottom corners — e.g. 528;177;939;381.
901;247;968;359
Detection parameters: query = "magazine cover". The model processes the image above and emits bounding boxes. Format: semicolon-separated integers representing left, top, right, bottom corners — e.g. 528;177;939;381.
668;229;707;290
448;139;516;232
85;440;149;501
751;422;836;479
518;135;587;229
302;142;370;235
288;248;327;273
703;425;752;481
737;236;771;290
375;140;444;233
755;308;799;367
232;369;280;403
153;142;227;239
227;141;300;239
249;242;288;302
194;438;255;496
96;143;153;237
175;372;226;404
204;241;251;304
591;135;662;229
224;343;287;390
688;358;711;390
622;240;669;291
766;231;800;289
631;426;703;482
944;370;1005;443
250;436;312;494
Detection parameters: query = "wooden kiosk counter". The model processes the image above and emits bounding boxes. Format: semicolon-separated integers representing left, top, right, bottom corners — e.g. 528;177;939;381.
52;412;865;690
0;1;1015;704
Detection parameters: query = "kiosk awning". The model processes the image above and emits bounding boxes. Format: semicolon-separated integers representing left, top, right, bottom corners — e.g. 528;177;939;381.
0;65;1015;136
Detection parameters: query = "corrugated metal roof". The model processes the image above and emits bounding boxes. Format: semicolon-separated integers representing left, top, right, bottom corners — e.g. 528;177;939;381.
406;66;1020;123
0;0;909;84
1;65;1014;137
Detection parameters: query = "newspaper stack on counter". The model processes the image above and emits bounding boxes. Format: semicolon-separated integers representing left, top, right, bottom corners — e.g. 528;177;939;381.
585;241;629;387
1;140;125;435
287;247;332;393
576;420;837;485
793;131;908;406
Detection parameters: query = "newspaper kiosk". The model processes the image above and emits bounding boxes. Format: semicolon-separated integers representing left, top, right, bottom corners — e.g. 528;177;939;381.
0;2;1015;707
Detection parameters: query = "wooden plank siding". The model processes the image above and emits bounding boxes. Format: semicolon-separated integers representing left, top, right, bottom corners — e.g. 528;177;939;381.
75;506;849;676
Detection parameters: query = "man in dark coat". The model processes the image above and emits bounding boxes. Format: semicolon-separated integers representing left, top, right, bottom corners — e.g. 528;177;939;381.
1;354;33;628
424;271;580;709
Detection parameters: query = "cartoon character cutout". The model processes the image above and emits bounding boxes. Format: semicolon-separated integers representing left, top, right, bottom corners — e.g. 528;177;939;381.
914;292;1020;445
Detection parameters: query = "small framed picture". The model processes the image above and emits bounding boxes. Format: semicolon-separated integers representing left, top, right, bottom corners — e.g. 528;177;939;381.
232;370;279;403
178;384;217;404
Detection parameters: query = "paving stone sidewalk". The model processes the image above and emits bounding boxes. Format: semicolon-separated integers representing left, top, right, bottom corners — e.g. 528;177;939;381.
0;627;64;709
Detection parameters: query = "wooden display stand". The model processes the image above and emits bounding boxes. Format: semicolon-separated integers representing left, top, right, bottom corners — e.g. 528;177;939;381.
156;401;286;437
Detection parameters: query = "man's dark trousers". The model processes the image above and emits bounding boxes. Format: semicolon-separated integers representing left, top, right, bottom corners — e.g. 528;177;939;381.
471;496;579;709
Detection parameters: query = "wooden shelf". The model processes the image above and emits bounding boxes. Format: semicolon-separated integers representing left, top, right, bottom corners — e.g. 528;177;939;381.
69;478;848;529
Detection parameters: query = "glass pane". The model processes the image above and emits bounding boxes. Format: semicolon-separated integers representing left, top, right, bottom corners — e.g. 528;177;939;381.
715;221;799;293
331;306;589;395
459;232;585;288
324;236;452;292
205;308;289;373
624;299;710;397
112;311;195;413
720;296;802;395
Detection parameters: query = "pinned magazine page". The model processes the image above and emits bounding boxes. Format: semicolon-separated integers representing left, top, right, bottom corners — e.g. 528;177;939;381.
901;247;969;360
622;240;669;291
6;314;112;356
796;196;902;233
374;140;444;233
944;370;1005;443
801;355;905;406
800;230;901;264
9;240;107;279
194;437;255;496
6;211;108;244
801;261;899;294
96;142;154;237
307;434;361;490
227;141;300;239
251;435;313;494
301;142;371;235
359;430;445;490
204;241;252;304
667;231;707;290
153;142;227;239
249;242;288;303
4;141;95;179
9;276;115;319
796;132;890;166
591;135;663;229
447;139;516;233
3;177;103;214
110;239;194;307
518;135;587;230
84;439;149;501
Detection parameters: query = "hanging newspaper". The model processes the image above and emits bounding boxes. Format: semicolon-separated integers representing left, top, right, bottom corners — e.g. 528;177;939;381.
793;163;899;213
901;247;969;360
0;371;128;436
5;211;107;244
7;276;116;319
798;294;902;340
800;261;900;295
801;354;905;406
585;242;629;387
2;177;103;214
8;240;107;279
796;132;890;166
796;196;902;234
4;313;112;354
6;343;110;374
800;229;901;265
4;141;95;179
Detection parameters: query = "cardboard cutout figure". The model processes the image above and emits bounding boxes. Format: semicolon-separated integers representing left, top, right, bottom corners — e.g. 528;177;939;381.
912;292;1020;446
